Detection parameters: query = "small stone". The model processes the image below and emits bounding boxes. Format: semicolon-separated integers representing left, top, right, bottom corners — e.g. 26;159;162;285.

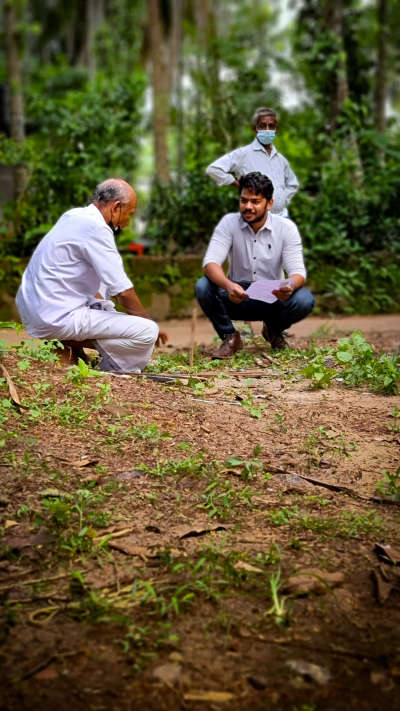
247;674;268;690
286;659;331;685
152;663;182;686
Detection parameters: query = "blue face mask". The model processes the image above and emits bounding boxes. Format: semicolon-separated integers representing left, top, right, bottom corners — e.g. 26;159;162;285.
257;129;276;146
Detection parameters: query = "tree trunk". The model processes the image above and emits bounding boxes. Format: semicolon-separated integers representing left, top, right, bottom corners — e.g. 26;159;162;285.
323;0;349;132
374;0;388;133
322;0;363;185
79;0;105;76
173;0;184;186
148;0;170;183
4;0;28;199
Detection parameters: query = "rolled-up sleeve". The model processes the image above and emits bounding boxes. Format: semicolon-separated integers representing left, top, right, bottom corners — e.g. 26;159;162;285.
206;148;242;186
282;221;306;279
202;216;233;267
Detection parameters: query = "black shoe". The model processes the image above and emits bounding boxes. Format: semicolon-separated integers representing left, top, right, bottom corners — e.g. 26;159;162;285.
262;325;288;350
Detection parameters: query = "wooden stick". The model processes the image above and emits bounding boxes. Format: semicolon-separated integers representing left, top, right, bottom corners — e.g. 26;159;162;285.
189;305;197;367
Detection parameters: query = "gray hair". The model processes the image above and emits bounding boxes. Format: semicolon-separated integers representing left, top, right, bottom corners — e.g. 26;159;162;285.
251;106;278;129
92;178;132;204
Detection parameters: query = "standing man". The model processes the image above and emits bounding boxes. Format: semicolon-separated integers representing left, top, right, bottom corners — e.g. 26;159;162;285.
206;107;299;217
16;178;167;372
195;172;314;358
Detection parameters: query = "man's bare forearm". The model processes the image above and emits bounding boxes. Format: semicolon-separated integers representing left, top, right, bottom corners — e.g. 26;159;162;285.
117;287;149;318
204;263;232;289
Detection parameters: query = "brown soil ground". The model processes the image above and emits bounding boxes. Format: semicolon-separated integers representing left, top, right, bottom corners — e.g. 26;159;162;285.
0;316;400;711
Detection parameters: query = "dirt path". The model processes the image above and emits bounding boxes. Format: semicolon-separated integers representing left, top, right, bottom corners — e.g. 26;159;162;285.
1;313;399;349
158;313;400;349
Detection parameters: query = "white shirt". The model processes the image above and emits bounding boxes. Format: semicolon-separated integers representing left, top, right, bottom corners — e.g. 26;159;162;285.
206;139;299;216
202;211;306;282
16;204;133;337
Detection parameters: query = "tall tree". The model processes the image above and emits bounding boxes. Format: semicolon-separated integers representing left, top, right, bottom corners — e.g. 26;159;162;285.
374;0;388;132
3;0;27;198
148;0;182;183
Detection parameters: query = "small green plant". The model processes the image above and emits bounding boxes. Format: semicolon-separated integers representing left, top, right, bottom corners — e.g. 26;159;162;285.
224;445;263;481
302;356;337;389
255;543;281;566
14;339;61;363
267;567;291;627
386;406;400;433
270;506;299;526
199;478;253;519
147;454;210;479
376;467;400;500
66;358;102;385
273;412;287;432
239;394;266;419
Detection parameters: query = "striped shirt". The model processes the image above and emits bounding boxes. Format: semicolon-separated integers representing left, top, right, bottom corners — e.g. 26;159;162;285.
202;211;306;282
206;138;299;216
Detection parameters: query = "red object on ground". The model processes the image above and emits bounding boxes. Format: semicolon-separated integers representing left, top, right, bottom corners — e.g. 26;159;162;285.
127;243;145;256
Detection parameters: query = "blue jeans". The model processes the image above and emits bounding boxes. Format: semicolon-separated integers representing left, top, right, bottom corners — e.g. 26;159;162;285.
195;276;315;340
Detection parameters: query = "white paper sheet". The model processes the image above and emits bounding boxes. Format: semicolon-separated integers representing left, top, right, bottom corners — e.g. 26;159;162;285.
245;279;281;304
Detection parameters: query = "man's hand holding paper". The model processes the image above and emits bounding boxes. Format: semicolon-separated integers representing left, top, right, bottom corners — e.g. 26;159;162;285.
245;278;293;304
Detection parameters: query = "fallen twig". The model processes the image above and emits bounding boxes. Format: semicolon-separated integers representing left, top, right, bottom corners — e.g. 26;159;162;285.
93;526;135;542
0;570;82;593
19;649;82;681
268;466;400;506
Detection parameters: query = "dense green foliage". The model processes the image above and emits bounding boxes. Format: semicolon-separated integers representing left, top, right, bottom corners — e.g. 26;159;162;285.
0;0;399;313
0;68;145;255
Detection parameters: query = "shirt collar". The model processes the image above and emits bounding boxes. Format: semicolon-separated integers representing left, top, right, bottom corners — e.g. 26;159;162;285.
251;137;277;157
239;210;272;232
88;203;113;232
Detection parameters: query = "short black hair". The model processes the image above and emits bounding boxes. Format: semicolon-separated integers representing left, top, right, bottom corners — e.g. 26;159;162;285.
238;172;274;201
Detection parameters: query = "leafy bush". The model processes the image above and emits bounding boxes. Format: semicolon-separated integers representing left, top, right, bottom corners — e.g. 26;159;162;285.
144;171;237;254
0;72;145;256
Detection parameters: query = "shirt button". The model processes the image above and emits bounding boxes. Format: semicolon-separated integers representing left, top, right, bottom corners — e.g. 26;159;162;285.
253;256;256;259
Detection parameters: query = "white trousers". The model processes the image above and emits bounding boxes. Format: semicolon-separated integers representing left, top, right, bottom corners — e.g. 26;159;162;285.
47;306;159;372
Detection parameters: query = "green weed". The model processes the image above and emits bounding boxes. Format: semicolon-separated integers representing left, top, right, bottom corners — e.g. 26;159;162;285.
386;406;400;433
199;477;253;519
267;567;291;627
376;467;400;500
270;506;300;526
224;445;263;481
14;339;61;363
302;332;400;395
239;394;266;419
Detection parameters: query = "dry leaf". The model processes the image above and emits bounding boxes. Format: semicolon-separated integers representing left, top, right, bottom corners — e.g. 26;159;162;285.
70;458;98;468
184;691;234;702
0;364;24;408
108;540;152;559
5;520;18;530
283;569;344;596
234;560;263;574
